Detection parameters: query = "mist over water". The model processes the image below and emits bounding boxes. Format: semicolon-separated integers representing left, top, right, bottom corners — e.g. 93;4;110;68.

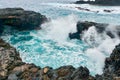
1;0;120;76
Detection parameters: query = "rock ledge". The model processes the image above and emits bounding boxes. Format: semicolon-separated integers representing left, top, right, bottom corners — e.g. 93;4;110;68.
0;8;47;31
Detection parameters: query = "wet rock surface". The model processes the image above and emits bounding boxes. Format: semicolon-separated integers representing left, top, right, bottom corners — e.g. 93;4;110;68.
0;7;120;80
69;21;120;39
95;44;120;80
104;44;120;79
75;6;114;13
0;8;47;31
0;38;120;80
104;10;113;13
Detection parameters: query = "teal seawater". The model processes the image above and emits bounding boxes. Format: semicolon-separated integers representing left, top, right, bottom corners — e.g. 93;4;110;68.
38;4;120;24
1;28;90;69
1;2;120;76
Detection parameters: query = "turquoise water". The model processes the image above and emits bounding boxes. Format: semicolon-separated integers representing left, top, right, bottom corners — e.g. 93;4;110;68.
1;0;120;76
38;4;120;24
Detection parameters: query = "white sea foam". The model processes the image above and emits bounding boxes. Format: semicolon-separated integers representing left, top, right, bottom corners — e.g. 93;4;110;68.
0;0;120;76
81;25;120;74
0;0;120;14
41;14;78;42
38;15;120;75
43;3;120;14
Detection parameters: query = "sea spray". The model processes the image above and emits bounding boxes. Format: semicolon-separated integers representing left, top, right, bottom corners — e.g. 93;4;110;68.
1;14;120;76
81;25;120;74
41;14;78;42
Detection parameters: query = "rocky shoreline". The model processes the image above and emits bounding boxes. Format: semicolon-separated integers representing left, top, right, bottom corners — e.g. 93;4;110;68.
0;39;94;80
0;38;120;80
0;8;120;80
0;8;47;33
75;0;120;6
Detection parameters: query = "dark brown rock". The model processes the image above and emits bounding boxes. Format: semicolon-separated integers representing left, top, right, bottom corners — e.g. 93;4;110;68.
0;39;42;80
69;21;120;39
0;8;47;30
104;44;120;75
71;66;90;80
104;10;112;13
56;65;75;79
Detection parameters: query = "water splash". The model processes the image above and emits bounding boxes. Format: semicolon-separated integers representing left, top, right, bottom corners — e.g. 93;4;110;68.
81;25;120;74
1;15;120;76
0;0;120;75
41;14;78;42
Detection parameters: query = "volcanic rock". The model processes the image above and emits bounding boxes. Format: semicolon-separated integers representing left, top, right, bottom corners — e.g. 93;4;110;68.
0;8;47;31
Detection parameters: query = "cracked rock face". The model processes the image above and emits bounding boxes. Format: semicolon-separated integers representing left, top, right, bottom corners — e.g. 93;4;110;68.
0;39;23;79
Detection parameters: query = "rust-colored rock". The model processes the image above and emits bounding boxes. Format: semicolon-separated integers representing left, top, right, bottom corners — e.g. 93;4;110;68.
44;68;49;74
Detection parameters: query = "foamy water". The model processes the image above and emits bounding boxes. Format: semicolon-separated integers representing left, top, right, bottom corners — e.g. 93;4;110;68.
0;0;120;76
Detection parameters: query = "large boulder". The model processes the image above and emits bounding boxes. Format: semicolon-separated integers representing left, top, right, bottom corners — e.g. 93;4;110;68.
69;21;120;39
0;8;47;30
71;66;91;80
55;65;75;80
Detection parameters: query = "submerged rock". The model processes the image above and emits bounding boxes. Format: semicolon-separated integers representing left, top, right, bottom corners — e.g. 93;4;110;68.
104;9;112;13
75;7;91;12
0;8;47;30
